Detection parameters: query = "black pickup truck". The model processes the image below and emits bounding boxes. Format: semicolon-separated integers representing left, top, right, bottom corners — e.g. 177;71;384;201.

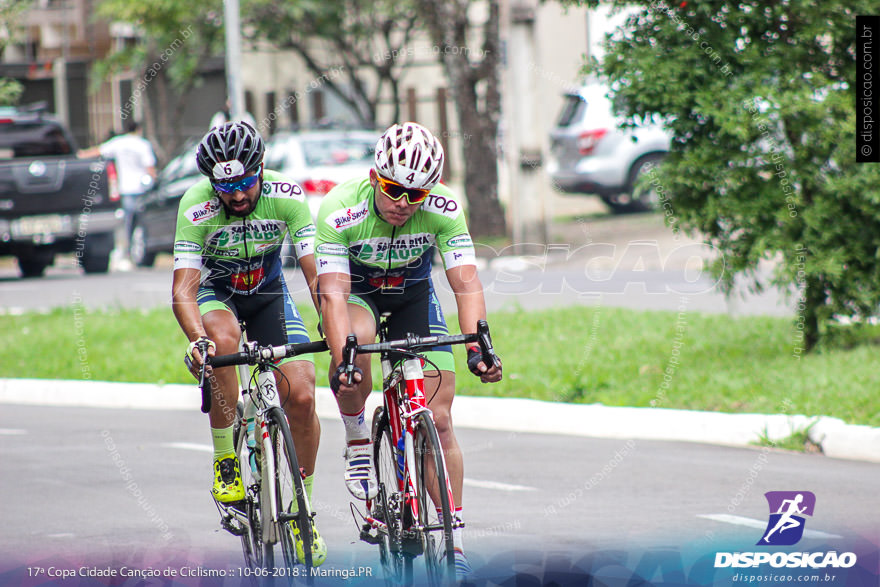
0;105;121;277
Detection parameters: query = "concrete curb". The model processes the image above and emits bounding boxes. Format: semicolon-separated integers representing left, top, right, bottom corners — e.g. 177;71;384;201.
1;378;877;464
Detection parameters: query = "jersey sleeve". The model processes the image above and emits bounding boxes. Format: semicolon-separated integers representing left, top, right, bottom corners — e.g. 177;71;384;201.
423;186;477;270
172;180;218;271
261;172;315;259
314;191;353;276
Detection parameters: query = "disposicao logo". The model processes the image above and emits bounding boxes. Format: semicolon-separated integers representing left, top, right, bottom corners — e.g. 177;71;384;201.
714;491;858;570
759;491;815;546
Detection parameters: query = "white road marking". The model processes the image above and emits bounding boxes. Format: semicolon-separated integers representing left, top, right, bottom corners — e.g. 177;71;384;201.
0;428;26;435
46;533;75;539
463;478;537;492
165;443;538;493
698;514;843;539
164;442;213;453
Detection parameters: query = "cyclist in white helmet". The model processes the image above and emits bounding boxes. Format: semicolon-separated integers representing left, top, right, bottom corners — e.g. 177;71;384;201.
315;122;503;578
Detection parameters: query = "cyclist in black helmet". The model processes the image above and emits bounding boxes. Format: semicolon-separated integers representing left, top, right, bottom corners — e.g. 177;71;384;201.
171;121;327;565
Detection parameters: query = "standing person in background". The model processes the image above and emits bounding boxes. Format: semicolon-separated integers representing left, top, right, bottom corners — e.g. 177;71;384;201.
79;121;157;257
210;98;256;130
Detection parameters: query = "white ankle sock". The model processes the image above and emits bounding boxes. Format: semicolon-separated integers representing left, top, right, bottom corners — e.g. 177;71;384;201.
341;408;368;443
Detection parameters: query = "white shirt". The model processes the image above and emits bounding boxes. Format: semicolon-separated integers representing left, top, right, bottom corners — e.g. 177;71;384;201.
99;133;157;196
209;110;257;130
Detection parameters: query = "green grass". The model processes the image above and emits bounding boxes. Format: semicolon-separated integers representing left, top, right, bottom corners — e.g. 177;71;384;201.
1;305;878;427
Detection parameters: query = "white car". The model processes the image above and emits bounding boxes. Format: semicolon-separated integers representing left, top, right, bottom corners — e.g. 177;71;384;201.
265;129;380;219
548;83;671;212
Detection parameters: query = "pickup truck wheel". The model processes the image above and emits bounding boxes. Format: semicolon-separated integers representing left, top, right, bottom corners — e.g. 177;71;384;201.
17;252;55;278
79;233;114;274
129;224;156;267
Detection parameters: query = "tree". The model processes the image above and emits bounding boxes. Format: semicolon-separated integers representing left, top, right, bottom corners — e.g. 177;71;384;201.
566;0;880;351
245;0;420;128
416;0;506;238
94;0;225;160
0;0;30;106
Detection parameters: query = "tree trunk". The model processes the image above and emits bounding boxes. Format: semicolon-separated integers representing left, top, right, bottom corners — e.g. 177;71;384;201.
420;0;506;239
457;95;505;237
802;275;824;352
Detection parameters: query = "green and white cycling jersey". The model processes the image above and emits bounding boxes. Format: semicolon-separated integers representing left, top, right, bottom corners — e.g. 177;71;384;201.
314;177;476;292
173;169;315;295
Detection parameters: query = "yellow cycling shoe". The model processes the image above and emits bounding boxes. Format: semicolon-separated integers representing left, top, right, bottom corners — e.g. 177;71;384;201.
212;454;245;503
292;520;327;567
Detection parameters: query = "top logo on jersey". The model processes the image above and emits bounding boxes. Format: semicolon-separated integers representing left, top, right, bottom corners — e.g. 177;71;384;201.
758;491;816;546
328;201;370;231
263;181;304;200
422;193;460;219
186;198;222;224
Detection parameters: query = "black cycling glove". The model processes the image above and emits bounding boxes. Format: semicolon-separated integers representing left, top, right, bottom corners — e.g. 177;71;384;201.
330;364;364;394
467;345;485;376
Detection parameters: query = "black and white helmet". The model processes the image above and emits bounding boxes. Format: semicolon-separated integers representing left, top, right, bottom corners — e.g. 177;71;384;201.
196;121;265;181
374;122;444;189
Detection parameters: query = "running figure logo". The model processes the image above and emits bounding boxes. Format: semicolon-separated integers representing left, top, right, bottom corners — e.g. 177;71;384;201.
758;491;816;546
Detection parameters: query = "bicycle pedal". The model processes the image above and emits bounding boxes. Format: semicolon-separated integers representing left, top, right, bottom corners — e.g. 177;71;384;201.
359;525;383;545
220;514;247;537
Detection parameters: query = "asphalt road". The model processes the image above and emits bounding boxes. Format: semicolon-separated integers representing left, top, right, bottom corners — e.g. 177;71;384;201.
0;256;792;317
0;211;796;317
1;404;876;585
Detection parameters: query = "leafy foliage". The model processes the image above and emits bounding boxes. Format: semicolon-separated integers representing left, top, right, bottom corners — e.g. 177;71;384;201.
0;78;22;106
565;0;880;349
0;0;30;107
245;0;420;128
94;0;225;157
94;0;224;92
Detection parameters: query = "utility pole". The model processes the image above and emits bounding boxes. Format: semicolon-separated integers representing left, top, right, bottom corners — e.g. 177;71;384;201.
508;1;547;251
224;0;245;120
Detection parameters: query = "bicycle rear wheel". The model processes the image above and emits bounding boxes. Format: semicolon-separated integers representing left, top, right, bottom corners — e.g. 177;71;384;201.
371;406;411;585
233;401;265;570
266;406;314;576
413;411;456;586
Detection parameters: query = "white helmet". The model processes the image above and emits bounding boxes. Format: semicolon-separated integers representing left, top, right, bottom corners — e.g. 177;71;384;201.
374;122;445;190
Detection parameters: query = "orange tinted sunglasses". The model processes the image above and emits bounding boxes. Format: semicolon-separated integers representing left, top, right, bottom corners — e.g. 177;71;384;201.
375;173;430;205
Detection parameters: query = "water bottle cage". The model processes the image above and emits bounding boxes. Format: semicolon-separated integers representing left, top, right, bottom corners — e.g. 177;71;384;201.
395;436;406;481
245;415;262;481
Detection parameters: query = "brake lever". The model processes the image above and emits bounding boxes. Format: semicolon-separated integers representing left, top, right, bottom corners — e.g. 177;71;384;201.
196;340;211;414
343;334;358;382
476;319;500;369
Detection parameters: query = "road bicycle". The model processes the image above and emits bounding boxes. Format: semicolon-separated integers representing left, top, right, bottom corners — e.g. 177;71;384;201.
192;329;327;581
343;317;500;586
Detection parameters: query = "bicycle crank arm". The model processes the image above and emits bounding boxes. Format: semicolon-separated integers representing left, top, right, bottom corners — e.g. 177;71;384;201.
277;510;313;524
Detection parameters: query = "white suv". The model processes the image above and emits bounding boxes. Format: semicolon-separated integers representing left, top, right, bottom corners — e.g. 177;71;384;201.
548;82;671;212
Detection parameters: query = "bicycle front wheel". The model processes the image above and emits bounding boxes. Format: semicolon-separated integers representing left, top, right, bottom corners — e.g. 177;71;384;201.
412;411;456;586
266;406;314;575
372;406;411;585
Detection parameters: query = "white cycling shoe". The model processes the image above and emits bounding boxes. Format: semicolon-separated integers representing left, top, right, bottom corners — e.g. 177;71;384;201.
344;442;378;500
